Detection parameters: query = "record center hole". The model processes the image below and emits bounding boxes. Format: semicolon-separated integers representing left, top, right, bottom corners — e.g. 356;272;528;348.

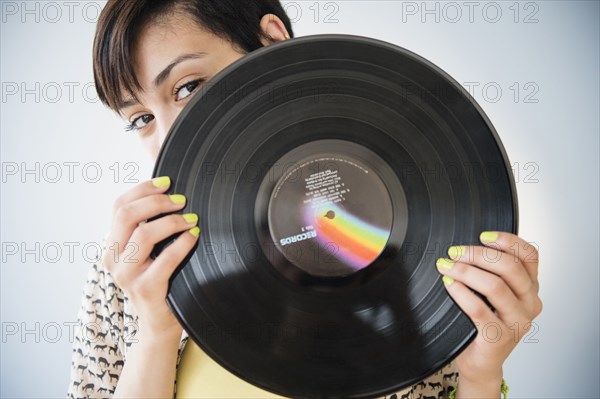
324;210;335;219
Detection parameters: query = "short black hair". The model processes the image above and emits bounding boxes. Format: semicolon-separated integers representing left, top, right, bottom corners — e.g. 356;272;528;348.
92;0;294;113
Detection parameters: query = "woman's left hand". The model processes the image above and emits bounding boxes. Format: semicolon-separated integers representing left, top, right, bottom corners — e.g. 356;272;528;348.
435;231;543;389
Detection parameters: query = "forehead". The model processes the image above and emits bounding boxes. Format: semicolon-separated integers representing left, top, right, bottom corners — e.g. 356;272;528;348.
118;13;236;111
132;16;210;80
121;12;241;103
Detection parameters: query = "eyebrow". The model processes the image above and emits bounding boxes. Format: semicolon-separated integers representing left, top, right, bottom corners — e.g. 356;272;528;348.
119;52;207;111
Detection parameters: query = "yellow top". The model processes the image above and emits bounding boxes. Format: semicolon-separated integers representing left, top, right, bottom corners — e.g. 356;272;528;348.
175;338;287;399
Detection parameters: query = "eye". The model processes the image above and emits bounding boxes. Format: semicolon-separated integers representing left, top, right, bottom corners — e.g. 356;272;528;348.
174;79;204;101
124;114;154;132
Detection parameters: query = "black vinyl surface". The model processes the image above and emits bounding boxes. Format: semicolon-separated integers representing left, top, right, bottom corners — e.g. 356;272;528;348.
151;34;518;399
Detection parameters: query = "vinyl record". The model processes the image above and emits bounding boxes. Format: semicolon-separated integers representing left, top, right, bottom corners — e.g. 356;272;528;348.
151;34;518;399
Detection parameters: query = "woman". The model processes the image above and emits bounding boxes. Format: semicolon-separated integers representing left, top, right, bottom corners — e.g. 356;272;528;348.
67;1;542;398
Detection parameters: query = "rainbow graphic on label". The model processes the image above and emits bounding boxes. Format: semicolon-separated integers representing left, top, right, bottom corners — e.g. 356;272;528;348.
303;203;390;270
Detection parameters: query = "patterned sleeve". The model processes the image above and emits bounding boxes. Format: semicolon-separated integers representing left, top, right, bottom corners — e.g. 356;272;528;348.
67;236;128;398
377;360;459;399
172;334;190;399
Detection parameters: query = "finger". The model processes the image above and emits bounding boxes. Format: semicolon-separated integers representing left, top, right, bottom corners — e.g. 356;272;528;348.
105;176;174;257
111;193;187;255
148;225;200;281
436;258;525;321
446;244;535;298
129;213;199;262
478;231;539;281
440;276;499;328
112;176;173;215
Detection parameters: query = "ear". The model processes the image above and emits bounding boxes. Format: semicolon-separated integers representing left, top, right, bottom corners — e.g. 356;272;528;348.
259;13;291;46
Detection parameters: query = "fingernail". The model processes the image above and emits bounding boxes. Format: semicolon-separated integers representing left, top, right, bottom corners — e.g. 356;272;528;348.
480;231;498;244
436;258;454;271
447;245;465;259
189;226;200;238
182;213;198;224
442;275;455;286
152;176;170;188
169;194;186;205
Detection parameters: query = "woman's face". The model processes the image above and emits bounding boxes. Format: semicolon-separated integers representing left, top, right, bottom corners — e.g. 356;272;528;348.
118;12;287;160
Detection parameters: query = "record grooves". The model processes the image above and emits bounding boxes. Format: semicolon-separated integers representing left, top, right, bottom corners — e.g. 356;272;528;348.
151;34;518;399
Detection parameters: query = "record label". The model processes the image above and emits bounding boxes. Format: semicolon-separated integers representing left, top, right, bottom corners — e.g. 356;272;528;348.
267;141;393;277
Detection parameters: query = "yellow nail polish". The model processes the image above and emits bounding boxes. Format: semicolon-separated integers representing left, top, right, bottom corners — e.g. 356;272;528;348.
152;176;170;188
436;258;454;270
189;226;200;238
480;231;498;244
169;194;186;205
182;213;198;224
447;245;466;259
442;275;455;286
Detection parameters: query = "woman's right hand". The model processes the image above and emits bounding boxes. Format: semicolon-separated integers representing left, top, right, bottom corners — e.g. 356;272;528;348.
101;176;199;341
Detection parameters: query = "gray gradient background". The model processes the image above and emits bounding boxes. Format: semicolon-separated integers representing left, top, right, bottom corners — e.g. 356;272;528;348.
1;1;598;398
